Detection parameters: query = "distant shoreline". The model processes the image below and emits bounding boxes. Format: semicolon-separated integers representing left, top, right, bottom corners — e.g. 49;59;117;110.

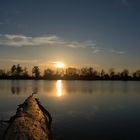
0;64;140;81
0;78;140;81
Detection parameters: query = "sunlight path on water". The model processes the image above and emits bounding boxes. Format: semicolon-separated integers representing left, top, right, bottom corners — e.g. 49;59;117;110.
56;80;62;97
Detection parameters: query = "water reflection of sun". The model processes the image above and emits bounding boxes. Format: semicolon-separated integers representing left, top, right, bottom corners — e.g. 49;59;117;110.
56;80;62;97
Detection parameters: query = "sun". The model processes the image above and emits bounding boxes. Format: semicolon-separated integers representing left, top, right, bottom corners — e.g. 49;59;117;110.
55;62;65;68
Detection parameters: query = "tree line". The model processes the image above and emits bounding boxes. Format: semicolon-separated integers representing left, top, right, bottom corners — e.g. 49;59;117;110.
0;64;140;80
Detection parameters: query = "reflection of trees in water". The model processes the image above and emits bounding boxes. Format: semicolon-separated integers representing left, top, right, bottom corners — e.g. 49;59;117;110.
10;80;131;96
11;80;21;95
64;82;94;95
64;81;120;95
32;80;39;94
43;82;54;93
64;81;130;95
122;81;128;94
11;80;28;95
109;81;115;94
10;80;39;95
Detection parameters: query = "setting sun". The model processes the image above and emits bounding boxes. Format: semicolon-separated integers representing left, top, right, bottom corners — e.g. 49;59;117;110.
55;62;65;68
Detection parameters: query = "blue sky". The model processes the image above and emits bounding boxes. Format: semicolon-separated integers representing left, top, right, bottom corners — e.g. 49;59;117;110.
0;0;140;71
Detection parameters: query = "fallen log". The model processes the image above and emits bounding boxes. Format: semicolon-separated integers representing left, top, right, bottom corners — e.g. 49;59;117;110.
3;95;53;140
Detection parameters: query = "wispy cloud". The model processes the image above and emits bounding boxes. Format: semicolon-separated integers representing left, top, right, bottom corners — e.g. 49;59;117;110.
0;58;38;63
0;34;60;47
10;59;39;63
92;49;101;54
0;34;125;55
91;46;125;55
110;49;125;55
0;34;96;49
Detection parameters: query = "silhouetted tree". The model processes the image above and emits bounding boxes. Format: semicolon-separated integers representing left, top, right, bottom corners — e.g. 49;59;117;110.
133;70;140;80
66;68;77;76
65;68;79;80
121;69;129;80
93;70;99;79
80;67;88;76
10;64;23;78
6;70;11;77
80;67;100;79
11;65;16;76
16;64;23;76
136;70;140;77
0;69;5;76
44;68;54;79
1;64;140;80
88;67;94;76
80;67;93;76
109;68;115;79
22;67;29;78
100;69;105;79
0;69;6;79
32;66;40;79
80;67;90;79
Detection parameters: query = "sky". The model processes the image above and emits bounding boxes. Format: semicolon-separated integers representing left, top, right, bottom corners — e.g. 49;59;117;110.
0;0;140;72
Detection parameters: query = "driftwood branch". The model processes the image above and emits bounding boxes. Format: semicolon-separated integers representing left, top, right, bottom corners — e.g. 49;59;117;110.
3;95;53;140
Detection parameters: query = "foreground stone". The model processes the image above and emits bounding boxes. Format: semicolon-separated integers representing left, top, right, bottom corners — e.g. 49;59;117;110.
3;96;52;140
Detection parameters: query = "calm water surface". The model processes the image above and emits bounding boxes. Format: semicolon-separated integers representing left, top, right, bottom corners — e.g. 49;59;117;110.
0;80;140;140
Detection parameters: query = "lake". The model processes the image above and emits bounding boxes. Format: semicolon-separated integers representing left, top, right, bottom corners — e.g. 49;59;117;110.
0;80;140;140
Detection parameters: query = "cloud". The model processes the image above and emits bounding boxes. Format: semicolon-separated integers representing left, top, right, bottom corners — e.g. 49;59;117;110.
0;34;60;47
92;49;101;54
10;59;38;63
110;49;125;54
90;45;104;54
0;58;38;63
0;34;125;55
0;34;96;49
